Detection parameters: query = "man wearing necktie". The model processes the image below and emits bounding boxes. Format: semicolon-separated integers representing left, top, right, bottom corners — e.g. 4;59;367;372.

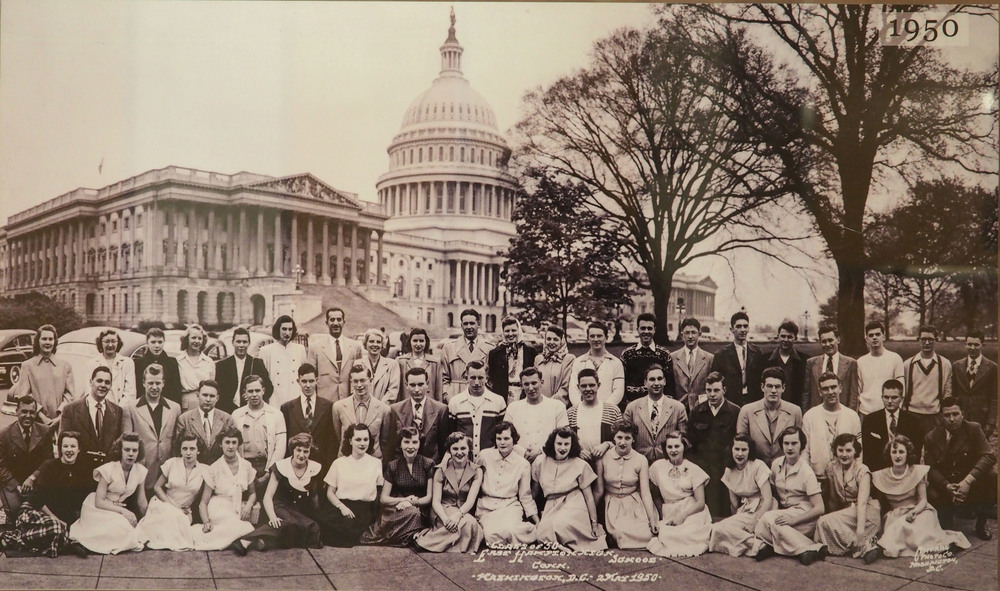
805;325;860;411
710;311;764;407
901;325;953;439
389;367;448;462
281;363;335;472
861;379;923;472
670;318;715;412
487;317;538;405
309;307;362;403
0;396;54;515
951;330;997;440
441;309;492;404
331;363;392;459
173;380;235;464
60;366;123;471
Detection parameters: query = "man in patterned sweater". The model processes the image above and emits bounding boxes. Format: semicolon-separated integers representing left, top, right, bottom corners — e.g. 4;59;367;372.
620;313;675;413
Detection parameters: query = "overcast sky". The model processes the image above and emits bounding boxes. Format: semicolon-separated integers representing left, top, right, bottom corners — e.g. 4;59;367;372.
1;2;996;331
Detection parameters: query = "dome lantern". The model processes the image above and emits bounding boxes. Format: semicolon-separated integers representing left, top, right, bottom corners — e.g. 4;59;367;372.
440;7;464;77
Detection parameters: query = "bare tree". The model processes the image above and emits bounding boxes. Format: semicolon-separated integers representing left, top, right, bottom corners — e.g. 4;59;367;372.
865;270;905;338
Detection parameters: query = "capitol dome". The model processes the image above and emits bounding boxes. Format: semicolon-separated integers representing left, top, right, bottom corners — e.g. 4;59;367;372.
400;76;499;132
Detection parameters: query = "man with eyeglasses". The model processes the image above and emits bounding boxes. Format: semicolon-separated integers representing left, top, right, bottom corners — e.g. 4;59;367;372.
902;325;953;438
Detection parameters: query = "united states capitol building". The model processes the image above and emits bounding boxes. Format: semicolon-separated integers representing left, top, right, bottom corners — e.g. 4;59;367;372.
0;13;717;335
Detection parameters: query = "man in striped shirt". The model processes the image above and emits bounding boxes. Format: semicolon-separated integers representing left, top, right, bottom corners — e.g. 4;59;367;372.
446;360;506;460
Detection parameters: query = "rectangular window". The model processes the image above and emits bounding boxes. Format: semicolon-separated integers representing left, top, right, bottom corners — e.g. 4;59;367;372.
124;217;130;230
112;220;118;232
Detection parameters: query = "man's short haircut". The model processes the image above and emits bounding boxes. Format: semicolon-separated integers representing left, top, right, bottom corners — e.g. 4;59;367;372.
33;324;59;356
818;324;839;339
143;363;164;379
15;395;37;410
918;325;937;338
586;321;608;337
635;313;657;328
777;320;799;337
466;360;486;372
577;367;599;383
241;375;265;394
730;311;749;327
232;327;251;341
349;361;372;379
679;317;701;332
644;363;665;380
405;366;428;382
145;327;165;340
967;330;985;341
882;379;904;394
545;325;565;338
704;371;725;387
297;362;317;377
940;396;961;412
519;367;541;381
91;365;112;381
818;371;840;385
864;320;885;334
326;307;346;321
272;315;297;340
198;379;220;393
761;366;785;385
459;308;481;323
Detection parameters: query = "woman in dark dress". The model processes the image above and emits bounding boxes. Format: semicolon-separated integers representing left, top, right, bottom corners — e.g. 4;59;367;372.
243;433;324;551
362;426;435;546
316;424;384;547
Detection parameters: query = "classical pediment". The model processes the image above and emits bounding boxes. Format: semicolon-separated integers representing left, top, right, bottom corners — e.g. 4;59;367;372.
245;174;360;208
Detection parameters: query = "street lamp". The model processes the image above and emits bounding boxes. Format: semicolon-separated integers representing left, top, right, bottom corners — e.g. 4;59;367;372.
612;303;623;344
675;297;686;341
803;310;811;341
498;282;508;319
293;264;304;291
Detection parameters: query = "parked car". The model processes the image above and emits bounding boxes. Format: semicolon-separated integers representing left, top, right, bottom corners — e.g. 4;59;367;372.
58;327;148;394
566;327;588;345
0;329;36;389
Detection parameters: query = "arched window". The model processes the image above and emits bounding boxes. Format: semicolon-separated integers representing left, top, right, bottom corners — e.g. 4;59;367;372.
394;276;405;298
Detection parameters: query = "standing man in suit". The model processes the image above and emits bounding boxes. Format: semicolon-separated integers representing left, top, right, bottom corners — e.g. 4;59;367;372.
925;397;997;540
441;308;492;403
309;307;362;403
623;364;687;464
134;327;182;406
763;321;808;411
281;363;335;471
487;317;538;404
331;363;392;459
951;330;996;440
174;380;236;464
60;366;124;470
736;367;803;466
710;311;764;407
687;372;740;518
0;396;53;514
861;379;923;472
670;318;714;412
395;328;442;402
805;325;860;411
620;313;675;413
122;363;181;493
389;367;448;462
856;320;904;417
902;325;953;438
232;374;287;500
215;327;273;414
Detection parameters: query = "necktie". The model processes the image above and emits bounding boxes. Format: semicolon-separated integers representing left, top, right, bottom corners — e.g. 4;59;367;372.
95;402;104;439
23;427;31;443
687;350;693;372
737;347;746;385
889;412;897;435
335;338;343;363
203;411;211;436
414;402;423;430
356;402;367;425
651;402;659;432
969;360;978;385
305;397;313;429
468;340;475;353
825;356;834;374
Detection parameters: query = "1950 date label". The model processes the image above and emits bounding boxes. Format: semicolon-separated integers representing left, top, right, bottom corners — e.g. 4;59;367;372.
880;11;969;47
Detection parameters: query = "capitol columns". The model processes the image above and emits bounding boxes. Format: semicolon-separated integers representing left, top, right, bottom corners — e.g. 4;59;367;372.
336;221;345;286
256;208;265;277
290;213;298;280
375;230;384;287
272;210;282;277
321;218;330;285
349;224;358;286
306;216;314;283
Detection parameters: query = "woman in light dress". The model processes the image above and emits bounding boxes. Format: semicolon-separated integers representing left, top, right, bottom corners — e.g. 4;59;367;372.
531;426;607;552
708;434;773;557
139;434;209;550
318;424;384;547
361;426;435;546
475;421;538;548
646;431;712;557
70;432;149;554
814;433;881;562
192;427;257;553
870;435;970;560
594;420;658;549
414;432;484;553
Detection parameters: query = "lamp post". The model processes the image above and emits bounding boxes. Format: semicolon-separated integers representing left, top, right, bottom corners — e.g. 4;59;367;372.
803;310;811;341
293;264;304;291
498;282;508;319
676;297;686;342
612;303;623;344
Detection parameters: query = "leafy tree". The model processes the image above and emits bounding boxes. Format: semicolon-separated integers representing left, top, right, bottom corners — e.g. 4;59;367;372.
818;293;839;330
0;291;84;335
506;169;633;333
699;4;998;355
513;16;801;344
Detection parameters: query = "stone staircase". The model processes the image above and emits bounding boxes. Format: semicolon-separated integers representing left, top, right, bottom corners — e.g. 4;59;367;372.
298;284;416;338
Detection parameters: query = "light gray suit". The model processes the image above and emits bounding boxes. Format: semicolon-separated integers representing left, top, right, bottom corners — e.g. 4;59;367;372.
174;408;235;464
309;334;363;402
440;336;492;403
122;398;181;489
623;396;688;464
331;395;392;460
670;346;715;411
736;399;803;466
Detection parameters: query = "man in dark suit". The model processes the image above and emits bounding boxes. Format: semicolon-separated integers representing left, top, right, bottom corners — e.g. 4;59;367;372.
687;372;740;518
281;363;335;471
389;366;448;462
174;380;236;464
60;365;124;470
487;317;538;404
134;327;182;405
215;327;273;414
0;396;54;513
805;325;860;411
710;311;763;406
762;320;808;411
951;330;997;439
861;379;924;472
925;397;997;540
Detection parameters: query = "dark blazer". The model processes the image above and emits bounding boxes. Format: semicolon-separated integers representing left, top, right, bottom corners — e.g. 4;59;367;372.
388;396;448;462
763;347;808;410
924;420;997;492
174;408;236;464
0;421;53;485
60;397;123;462
135;352;183;405
710;342;764;406
688;400;741;469
805;354;860;410
487;343;538;399
951;356;998;433
280;395;335;470
215;355;273;414
861;408;924;472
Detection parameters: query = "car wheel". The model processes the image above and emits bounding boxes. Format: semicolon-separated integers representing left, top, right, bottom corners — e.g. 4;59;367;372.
9;366;20;384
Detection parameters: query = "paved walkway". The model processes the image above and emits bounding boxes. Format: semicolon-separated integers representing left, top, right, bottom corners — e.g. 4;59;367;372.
0;520;994;590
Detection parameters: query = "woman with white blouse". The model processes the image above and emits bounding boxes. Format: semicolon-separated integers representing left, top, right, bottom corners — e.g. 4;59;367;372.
318;423;384;547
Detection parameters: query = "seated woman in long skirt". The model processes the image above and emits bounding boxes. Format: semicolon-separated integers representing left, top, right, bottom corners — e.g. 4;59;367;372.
870;435;970;560
317;424;384;547
814;433;881;562
242;433;324;551
138;434;209;550
191;427;258;553
595;419;658;549
646;431;712;557
753;426;827;565
70;432;149;554
475;421;538;548
708;434;773;557
414;432;484;553
531;426;607;552
361;426;434;547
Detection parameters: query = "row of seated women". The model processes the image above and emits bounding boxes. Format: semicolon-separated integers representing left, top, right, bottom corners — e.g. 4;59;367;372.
1;420;973;562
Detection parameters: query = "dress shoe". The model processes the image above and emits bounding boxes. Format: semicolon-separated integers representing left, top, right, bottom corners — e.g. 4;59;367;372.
975;517;994;540
754;543;775;561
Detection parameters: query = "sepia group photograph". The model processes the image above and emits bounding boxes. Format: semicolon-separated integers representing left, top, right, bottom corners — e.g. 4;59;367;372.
0;2;997;590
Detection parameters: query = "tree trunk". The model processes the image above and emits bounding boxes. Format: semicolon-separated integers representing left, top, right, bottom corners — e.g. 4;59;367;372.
835;256;867;357
648;268;675;346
